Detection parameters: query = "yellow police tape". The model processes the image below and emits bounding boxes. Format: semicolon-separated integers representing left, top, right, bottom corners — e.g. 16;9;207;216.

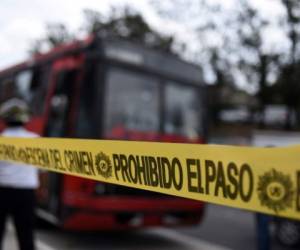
0;137;299;220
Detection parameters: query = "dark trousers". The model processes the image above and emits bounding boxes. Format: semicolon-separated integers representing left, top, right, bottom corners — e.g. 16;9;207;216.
0;187;36;250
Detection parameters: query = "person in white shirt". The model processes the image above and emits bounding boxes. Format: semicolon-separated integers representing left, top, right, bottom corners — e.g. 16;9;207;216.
0;98;39;250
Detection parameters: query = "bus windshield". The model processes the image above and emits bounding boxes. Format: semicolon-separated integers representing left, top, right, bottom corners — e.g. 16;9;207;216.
103;67;203;141
104;67;160;136
164;82;202;139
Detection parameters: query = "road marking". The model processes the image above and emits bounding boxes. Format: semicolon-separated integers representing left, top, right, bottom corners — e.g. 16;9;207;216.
151;228;232;250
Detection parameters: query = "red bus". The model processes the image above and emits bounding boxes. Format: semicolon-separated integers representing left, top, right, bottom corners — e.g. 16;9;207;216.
0;35;207;230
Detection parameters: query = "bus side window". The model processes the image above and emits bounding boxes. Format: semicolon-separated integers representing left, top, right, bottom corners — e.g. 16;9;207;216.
13;67;49;115
75;62;97;138
46;70;76;137
15;70;33;102
0;77;17;102
29;67;50;115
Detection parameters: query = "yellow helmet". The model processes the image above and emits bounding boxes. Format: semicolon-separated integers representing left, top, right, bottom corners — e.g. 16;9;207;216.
0;98;30;124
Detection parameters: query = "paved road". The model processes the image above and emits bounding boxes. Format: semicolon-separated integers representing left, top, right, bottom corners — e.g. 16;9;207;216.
4;224;230;250
3;205;293;250
177;204;289;250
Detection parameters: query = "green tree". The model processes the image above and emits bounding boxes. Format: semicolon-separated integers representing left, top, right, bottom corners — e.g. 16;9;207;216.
236;0;280;127
151;0;246;125
279;0;300;129
282;0;300;64
152;0;293;127
82;7;174;53
30;6;175;55
30;23;74;55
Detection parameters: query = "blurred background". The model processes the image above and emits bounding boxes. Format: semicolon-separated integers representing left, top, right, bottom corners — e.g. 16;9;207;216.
1;0;300;249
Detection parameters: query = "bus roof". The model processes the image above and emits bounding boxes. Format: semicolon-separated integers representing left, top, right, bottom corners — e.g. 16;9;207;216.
0;35;203;85
0;35;94;77
101;38;203;85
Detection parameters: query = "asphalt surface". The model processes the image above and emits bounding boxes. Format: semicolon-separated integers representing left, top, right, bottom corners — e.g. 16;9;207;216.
3;204;294;250
177;204;290;250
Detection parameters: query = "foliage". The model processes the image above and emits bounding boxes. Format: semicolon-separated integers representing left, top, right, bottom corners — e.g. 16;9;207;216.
152;0;300;129
278;0;300;128
30;23;74;54
30;6;175;55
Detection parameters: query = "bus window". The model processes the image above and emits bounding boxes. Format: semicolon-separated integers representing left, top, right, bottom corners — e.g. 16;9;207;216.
165;83;202;139
0;68;49;116
46;70;77;137
75;63;97;139
15;70;33;102
29;67;50;116
104;68;160;137
0;77;17;102
1;70;34;103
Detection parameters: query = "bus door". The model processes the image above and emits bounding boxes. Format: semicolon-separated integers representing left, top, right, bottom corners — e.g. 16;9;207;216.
37;57;84;220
